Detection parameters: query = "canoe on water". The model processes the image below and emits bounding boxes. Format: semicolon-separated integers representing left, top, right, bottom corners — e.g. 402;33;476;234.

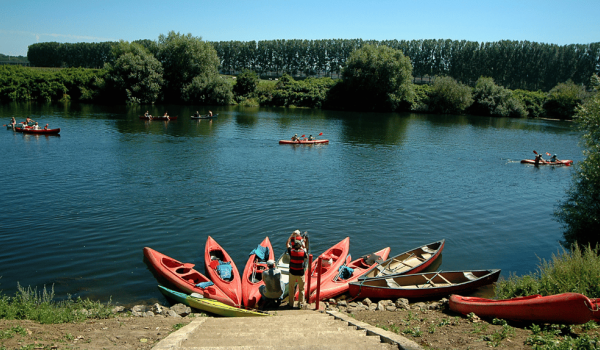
348;269;501;300
358;239;445;281
279;139;329;144
520;159;573;166
158;285;268;317
449;293;600;324
139;115;178;120
205;236;243;307
241;236;275;308
143;247;236;306
307;247;391;303
21;128;61;135
191;114;218;119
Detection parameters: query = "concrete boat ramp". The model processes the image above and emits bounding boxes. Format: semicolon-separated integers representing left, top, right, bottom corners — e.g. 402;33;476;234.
152;309;422;350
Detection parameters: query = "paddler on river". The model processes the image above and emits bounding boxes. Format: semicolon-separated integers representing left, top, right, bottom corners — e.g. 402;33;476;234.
291;134;299;141
534;153;545;165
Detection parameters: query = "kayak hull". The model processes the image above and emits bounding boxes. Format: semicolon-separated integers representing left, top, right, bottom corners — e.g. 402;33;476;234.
143;247;235;306
241;236;275;308
449;293;600;324
358;240;445;280
21;128;61;134
349;269;500;300
520;159;573;166
308;247;391;303
158;285;268;317
279;139;329;144
298;237;350;300
205;236;243;307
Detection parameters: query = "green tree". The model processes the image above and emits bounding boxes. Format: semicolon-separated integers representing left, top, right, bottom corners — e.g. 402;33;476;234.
543;80;587;119
470;77;527;117
233;69;259;99
156;31;223;103
555;92;600;247
104;41;163;104
427;76;473;114
339;44;414;111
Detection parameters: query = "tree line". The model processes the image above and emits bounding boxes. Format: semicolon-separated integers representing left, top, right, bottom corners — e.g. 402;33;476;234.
27;39;600;92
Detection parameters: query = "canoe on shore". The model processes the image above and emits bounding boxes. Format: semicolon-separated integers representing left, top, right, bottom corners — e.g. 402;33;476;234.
205;236;243;307
279;139;329;144
307;247;391;303
191;114;218;119
143;247;236;306
358;240;445;280
449;293;600;324
241;236;275;308
299;237;350;300
520;159;573;166
139;115;178;120
158;285;268;317
348;269;501;300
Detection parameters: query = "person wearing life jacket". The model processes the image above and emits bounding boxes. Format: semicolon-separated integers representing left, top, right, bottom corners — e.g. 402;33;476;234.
285;231;308;309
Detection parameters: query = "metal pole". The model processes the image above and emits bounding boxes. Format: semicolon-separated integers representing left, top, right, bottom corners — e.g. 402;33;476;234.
306;254;313;305
315;256;322;310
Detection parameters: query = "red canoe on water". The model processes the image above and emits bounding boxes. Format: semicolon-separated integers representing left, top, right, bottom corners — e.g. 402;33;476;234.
307;247;391;303
241;236;275;308
279;139;329;144
295;237;350;300
520;159;573;166
450;293;600;324
358;240;445;281
142;247;235;306
349;269;501;300
205;236;243;307
21;128;61;135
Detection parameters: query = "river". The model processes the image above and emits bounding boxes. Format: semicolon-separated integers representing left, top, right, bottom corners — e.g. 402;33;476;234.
0;102;582;306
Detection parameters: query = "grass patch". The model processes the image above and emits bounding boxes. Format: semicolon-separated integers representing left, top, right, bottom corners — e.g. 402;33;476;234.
0;283;115;324
495;244;600;299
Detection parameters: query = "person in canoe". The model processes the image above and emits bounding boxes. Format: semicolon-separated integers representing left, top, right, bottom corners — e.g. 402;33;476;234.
44;123;49;130
285;231;308;309
194;111;200;118
25;117;35;126
308;135;314;141
32;122;41;130
534;153;545;165
259;259;285;308
549;154;560;163
291;134;299;141
9;117;16;129
163;112;170;120
208;110;213;117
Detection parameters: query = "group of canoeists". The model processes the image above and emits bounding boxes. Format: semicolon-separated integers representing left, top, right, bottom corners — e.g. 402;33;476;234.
291;133;315;141
6;117;51;131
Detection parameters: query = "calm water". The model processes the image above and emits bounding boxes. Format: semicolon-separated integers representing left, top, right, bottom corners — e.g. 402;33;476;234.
0;103;582;306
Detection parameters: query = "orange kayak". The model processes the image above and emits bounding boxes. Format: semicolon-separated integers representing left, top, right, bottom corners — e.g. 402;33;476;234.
241;236;275;308
205;236;243;307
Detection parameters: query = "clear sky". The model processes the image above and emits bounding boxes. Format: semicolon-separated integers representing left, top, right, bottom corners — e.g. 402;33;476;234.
1;0;599;57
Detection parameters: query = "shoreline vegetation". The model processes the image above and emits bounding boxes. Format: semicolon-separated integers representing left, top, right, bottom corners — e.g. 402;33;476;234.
2;245;600;349
0;32;598;120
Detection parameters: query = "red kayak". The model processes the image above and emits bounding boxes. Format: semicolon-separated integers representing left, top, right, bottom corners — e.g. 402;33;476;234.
349;269;500;300
520;159;573;166
307;247;391;303
296;237;350;300
205;236;242;307
241;236;275;308
139;115;178;121
21;127;61;135
450;293;600;324
142;247;235;306
358;240;445;281
279;139;329;144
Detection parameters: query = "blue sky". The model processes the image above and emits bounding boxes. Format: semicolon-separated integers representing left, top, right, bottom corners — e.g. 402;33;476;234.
1;0;598;57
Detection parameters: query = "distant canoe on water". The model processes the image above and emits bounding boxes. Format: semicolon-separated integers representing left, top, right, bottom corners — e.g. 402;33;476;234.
279;139;329;144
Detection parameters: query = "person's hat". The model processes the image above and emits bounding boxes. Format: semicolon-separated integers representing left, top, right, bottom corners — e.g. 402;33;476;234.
266;260;275;267
293;229;301;234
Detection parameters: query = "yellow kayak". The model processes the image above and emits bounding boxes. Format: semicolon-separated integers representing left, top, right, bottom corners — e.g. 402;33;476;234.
158;285;269;317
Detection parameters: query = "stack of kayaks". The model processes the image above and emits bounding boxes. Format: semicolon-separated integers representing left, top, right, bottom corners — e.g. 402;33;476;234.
145;236;504;316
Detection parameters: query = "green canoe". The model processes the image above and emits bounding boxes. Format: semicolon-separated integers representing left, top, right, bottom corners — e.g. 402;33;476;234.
158;285;269;317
